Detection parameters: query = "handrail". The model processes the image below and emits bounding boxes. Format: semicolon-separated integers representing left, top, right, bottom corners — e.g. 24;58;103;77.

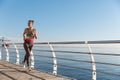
4;42;9;62
0;39;120;80
7;48;120;56
9;40;120;45
86;42;96;80
13;43;19;65
48;42;57;75
0;49;1;60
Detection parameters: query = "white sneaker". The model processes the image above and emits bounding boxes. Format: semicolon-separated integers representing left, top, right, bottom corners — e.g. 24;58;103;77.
23;65;26;68
28;66;31;71
22;61;26;68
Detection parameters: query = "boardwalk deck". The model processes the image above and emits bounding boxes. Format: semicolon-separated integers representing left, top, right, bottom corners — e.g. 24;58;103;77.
0;60;72;80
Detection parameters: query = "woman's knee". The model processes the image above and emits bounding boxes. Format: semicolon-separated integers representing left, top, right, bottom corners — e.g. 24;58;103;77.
26;53;30;56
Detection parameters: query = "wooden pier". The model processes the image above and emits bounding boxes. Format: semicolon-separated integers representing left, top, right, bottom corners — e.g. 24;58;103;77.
0;60;72;80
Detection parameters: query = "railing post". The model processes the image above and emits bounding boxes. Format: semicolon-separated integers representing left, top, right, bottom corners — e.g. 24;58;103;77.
13;43;19;65
48;42;57;75
4;43;9;62
0;39;1;60
86;41;96;80
30;50;34;68
0;37;3;60
0;49;1;60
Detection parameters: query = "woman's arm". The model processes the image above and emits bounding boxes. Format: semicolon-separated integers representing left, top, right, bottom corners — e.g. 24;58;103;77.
23;28;27;40
34;29;38;39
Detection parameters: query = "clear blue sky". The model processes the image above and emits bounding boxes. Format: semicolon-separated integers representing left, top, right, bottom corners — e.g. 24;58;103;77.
0;0;120;42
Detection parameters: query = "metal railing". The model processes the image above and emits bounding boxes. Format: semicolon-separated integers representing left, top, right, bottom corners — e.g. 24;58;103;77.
0;39;120;80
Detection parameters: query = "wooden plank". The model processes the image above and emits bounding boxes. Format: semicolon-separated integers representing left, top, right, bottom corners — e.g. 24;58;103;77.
0;60;72;80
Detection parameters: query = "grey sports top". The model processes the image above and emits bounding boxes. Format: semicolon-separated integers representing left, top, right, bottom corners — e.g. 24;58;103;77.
26;28;35;38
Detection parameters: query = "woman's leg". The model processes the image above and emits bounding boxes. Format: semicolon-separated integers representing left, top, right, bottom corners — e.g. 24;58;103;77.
26;43;33;67
23;42;29;64
23;42;33;68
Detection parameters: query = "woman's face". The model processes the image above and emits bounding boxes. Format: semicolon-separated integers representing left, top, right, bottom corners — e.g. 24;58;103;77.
28;22;33;28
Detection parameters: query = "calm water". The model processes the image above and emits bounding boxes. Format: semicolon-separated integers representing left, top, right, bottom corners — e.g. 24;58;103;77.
1;44;120;80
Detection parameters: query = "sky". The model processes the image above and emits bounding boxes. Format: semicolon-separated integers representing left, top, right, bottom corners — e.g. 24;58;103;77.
0;0;120;42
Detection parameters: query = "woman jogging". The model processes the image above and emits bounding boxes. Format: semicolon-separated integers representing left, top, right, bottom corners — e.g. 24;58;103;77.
22;20;38;70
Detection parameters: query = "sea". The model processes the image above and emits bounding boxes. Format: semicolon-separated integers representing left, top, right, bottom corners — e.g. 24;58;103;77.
0;43;120;80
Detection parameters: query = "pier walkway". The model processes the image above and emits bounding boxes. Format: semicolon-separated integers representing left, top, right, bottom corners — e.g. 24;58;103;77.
0;60;71;80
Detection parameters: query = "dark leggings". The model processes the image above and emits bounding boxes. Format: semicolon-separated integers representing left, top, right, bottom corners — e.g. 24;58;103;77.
23;41;33;67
